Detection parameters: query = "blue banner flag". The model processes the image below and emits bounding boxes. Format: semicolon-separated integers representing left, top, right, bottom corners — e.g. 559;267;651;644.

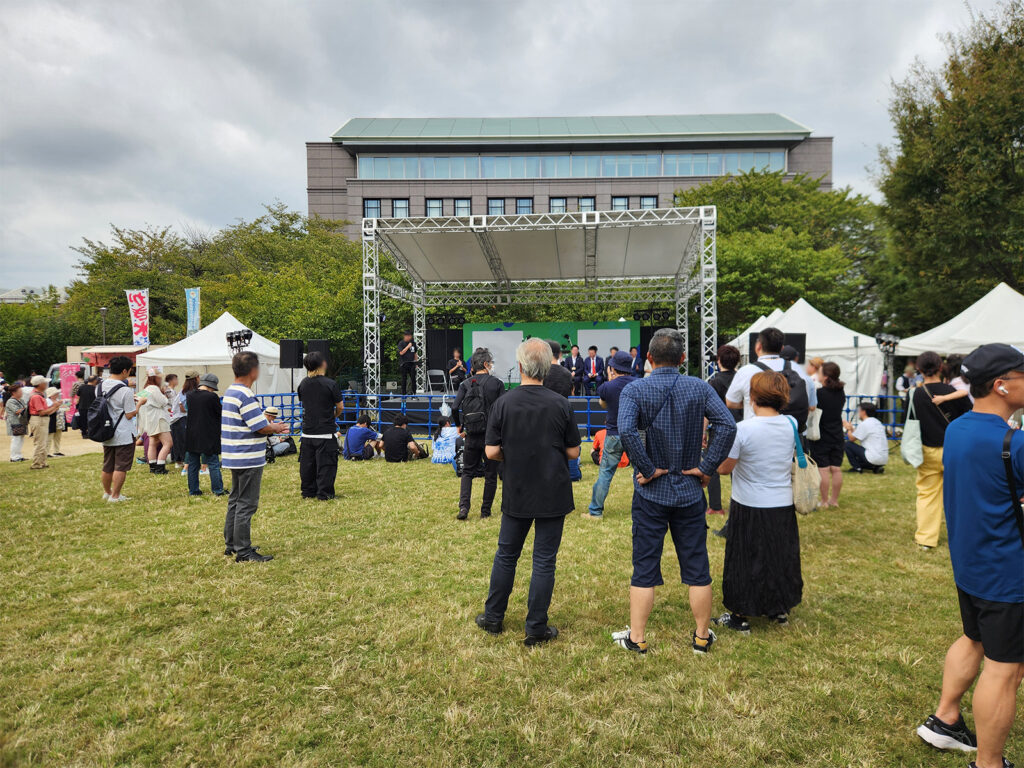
185;288;200;336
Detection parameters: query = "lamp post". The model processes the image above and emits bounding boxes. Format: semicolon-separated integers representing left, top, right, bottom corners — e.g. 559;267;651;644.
99;306;108;345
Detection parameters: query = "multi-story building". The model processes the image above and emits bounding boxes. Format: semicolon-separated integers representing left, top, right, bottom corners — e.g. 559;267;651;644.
305;113;832;236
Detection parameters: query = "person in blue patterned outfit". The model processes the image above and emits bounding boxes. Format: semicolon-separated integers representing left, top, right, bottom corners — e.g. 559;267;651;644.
221;352;289;563
610;329;737;655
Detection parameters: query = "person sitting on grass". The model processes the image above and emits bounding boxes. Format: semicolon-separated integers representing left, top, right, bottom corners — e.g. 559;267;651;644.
344;413;383;461
712;371;804;636
263;407;297;460
843;401;889;474
915;343;1024;768
382;414;425;462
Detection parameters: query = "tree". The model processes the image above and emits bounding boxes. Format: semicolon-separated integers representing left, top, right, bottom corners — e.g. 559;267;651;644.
877;0;1024;333
0;293;82;377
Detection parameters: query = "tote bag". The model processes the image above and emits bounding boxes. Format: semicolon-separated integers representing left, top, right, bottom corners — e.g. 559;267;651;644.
900;388;924;468
789;418;820;515
805;408;822;442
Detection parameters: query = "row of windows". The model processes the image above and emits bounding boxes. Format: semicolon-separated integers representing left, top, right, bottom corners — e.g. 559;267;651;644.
363;196;659;219
356;150;786;180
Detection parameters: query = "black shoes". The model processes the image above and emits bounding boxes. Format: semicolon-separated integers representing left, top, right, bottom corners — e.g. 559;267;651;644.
872;467;885;475
916;713;977;752
149;463;169;474
225;545;261;557
475;614;503;635
457;509;469;520
713;612;751;635
480;511;491;519
235;551;273;563
524;626;559;647
692;628;717;655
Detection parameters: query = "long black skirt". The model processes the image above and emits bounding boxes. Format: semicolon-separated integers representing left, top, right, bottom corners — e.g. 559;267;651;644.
722;499;803;618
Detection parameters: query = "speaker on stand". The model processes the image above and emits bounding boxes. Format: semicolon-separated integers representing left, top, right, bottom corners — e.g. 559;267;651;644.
280;339;303;391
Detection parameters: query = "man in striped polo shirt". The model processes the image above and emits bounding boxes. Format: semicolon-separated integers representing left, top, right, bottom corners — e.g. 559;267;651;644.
221;351;290;563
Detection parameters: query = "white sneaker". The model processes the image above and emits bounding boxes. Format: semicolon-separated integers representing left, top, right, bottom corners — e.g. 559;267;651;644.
180;468;188;476
200;469;209;475
107;495;130;503
102;492;111;501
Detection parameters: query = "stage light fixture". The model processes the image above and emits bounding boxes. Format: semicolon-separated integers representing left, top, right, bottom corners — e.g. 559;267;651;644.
226;329;253;354
874;333;900;353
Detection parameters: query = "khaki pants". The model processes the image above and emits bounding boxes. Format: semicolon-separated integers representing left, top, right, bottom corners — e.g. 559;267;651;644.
914;445;944;547
29;415;50;469
50;428;62;455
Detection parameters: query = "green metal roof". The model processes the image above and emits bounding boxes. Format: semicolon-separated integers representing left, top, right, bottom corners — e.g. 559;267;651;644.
332;114;811;144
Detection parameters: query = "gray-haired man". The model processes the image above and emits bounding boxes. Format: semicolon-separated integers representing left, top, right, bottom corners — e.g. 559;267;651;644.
475;338;582;646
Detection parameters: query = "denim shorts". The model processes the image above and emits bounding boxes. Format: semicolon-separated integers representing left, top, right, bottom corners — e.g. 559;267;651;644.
631;492;711;588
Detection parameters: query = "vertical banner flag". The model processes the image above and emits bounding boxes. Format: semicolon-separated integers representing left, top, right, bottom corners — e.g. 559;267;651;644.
125;289;150;346
185;288;200;336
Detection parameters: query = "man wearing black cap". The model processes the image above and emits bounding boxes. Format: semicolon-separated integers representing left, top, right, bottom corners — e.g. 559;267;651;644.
916;344;1024;768
584;350;637;518
398;330;418;396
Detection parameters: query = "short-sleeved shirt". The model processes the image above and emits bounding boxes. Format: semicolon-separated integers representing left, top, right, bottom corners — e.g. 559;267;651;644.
345;425;378;458
542;363;573;398
398;339;417;363
185;389;222;456
911;384;970;446
943;411;1024;603
221;383;269;470
382;426;415;462
726;356;818;422
297;375;342;436
97;379;137;447
28;392;47;416
485;384;581;518
852;417;889;466
728;415;796;507
597;375;633;435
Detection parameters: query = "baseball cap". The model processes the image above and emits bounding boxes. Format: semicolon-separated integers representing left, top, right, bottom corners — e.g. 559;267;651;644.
30;375;46;387
960;344;1024;383
198;373;219;391
184;369;201;379
609;350;635;373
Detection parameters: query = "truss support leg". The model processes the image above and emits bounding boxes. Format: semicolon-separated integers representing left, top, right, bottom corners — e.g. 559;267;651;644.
413;287;427;395
362;227;381;397
699;207;718;382
584;225;597;294
675;285;689;376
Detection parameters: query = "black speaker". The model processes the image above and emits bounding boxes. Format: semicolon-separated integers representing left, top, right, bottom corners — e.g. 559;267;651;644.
748;333;807;363
307;339;330;366
280;339;303;368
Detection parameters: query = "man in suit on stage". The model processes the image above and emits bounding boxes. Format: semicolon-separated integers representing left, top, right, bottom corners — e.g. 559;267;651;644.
562;344;585;396
629;346;644;377
583;345;605;396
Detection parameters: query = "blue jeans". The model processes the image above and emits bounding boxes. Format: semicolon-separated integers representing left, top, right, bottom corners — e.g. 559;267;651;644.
588;434;624;516
186;451;224;495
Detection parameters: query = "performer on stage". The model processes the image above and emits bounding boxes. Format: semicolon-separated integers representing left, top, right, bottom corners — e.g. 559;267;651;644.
629;346;644;377
562;344;584;396
583;346;605;396
447;348;468;389
398;330;418;396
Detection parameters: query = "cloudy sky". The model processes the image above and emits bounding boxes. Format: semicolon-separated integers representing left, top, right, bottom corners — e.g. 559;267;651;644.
0;0;1001;288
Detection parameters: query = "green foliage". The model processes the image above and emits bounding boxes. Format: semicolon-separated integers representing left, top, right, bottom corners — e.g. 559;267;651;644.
675;172;884;339
0;293;85;377
877;0;1024;333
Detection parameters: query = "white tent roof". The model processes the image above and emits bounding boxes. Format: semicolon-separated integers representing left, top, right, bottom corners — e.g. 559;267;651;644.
135;312;295;394
898;282;1024;356
726;308;783;352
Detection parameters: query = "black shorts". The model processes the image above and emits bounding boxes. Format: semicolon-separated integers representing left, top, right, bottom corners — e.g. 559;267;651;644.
809;440;843;468
958;587;1024;663
630;492;711;588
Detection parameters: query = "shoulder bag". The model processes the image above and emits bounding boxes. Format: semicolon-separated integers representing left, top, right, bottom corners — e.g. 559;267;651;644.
789;417;820;515
1002;429;1024;548
900;387;924;468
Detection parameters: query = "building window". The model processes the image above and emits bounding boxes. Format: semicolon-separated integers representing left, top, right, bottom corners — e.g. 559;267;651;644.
454;198;471;216
640;196;657;209
516;198;533;214
487;198;505;215
392;199;409;218
611;196;629;211
578;197;596;212
549;197;567;213
426;199;443;217
363;199;381;219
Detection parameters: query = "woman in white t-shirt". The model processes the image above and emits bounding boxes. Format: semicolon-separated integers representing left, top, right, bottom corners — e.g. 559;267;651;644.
713;371;803;635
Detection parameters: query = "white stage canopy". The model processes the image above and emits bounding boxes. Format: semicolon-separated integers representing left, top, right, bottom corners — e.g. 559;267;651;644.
898;282;1024;357
135;312;296;394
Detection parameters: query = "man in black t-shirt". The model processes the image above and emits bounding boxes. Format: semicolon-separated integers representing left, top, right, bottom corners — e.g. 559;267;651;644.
398;330;418;396
542;340;573;398
475;338;581;647
453;348;504;519
706;344;741;520
447;348;467;390
382;414;424;462
184;374;225;496
296;351;343;500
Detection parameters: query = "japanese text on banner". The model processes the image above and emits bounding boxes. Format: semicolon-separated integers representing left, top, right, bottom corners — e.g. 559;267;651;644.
125;289;150;346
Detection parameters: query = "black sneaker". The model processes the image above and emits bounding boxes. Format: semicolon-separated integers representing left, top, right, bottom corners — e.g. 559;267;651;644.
692;628;717;655
770;614;789;626
235;551;273;563
611;626;647;654
524;626;558;647
712;612;751;635
456;508;469;520
968;759;1014;768
480;511;491;519
916;713;977;752
872;467;885;475
475;613;503;635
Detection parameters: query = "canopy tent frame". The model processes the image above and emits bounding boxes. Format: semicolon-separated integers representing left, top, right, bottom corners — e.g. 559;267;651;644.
361;206;717;395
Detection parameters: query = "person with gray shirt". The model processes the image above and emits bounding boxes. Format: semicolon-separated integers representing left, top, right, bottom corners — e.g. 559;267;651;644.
99;356;145;502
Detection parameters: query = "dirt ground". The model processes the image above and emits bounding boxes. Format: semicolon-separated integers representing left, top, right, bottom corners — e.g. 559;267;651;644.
0;428;105;459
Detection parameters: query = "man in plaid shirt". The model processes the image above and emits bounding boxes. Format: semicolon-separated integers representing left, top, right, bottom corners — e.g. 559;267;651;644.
611;329;736;655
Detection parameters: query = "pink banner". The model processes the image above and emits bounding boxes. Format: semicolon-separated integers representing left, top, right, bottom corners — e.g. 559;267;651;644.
125;289;150;346
59;363;78;420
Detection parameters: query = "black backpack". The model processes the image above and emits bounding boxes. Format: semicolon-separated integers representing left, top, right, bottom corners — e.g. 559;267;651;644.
86;380;128;443
755;360;809;432
460;377;491;437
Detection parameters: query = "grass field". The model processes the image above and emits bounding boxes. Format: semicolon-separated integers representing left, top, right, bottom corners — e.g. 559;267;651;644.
0;444;1017;767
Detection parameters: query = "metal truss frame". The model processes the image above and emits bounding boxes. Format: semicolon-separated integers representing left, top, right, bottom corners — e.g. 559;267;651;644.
361;207;717;394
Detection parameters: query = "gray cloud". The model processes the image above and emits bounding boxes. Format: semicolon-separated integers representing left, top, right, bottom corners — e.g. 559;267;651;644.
0;0;1002;288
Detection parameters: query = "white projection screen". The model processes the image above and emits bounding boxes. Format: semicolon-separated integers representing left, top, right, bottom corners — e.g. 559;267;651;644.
470;330;524;386
576;328;633;358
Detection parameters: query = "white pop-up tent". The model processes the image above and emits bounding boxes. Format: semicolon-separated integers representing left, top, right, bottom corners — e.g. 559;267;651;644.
898;282;1024;357
135;312;297;394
